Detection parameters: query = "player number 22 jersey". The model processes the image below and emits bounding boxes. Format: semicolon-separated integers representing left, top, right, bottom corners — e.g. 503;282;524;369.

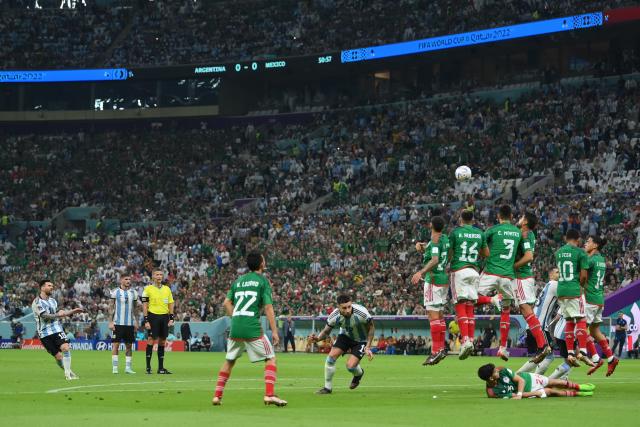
422;235;450;285
227;271;273;340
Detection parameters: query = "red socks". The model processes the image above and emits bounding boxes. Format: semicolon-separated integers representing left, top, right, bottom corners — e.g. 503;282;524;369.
598;338;614;359
565;321;576;352
215;371;230;398
525;314;546;348
499;308;510;348
466;301;476;340
586;336;598;358
477;296;492;305
564;390;577;397
455;303;469;342
265;365;276;397
430;319;446;353
575;320;588;352
564;380;579;390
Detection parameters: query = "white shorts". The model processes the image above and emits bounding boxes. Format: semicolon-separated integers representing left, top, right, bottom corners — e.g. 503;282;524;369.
226;335;275;362
450;268;479;302
585;303;603;325
529;373;549;393
478;273;515;303
424;283;448;312
557;297;585;319
513;277;536;306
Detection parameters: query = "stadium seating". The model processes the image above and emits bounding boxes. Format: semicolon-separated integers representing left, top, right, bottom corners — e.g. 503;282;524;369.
1;77;638;321
0;0;633;69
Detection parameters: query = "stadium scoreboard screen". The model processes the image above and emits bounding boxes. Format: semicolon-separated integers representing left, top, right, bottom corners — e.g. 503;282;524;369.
0;9;632;84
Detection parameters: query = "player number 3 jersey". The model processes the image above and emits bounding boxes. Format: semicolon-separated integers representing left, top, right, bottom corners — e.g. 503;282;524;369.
227;271;273;340
484;223;523;278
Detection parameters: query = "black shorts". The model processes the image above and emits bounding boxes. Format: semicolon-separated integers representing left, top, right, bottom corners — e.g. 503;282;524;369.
41;332;69;356
148;313;169;339
113;325;135;344
556;337;568;358
333;334;367;359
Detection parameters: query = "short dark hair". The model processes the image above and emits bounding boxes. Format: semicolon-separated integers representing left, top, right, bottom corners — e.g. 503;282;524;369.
566;229;581;241
337;294;351;305
246;252;263;271
478;363;495;381
431;216;445;233
498;205;512;219
524;212;538;230
39;280;51;288
461;210;474;223
590;235;607;249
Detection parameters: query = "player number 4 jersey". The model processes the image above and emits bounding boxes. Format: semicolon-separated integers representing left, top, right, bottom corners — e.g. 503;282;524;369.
422;235;450;286
555;244;588;298
585;253;606;306
483;223;523;279
227;271;273;340
449;225;485;271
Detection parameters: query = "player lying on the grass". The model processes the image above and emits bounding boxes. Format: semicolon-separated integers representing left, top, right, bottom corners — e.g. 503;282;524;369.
478;363;595;399
212;252;287;407
309;294;374;394
32;280;85;380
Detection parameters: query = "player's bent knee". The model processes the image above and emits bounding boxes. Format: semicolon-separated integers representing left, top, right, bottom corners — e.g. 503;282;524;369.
325;356;336;366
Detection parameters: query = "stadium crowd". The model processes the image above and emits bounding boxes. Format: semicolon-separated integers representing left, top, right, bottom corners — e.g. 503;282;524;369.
1;78;639;323
0;0;634;69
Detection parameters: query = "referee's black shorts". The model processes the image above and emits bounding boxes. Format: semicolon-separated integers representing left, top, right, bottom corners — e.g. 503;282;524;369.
148;313;169;339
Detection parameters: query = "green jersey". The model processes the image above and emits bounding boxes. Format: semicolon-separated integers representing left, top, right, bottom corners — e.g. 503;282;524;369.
555;244;589;299
487;368;532;398
515;231;536;279
483;223;523;278
449;225;485;271
422;234;450;286
585;253;606;306
226;271;273;339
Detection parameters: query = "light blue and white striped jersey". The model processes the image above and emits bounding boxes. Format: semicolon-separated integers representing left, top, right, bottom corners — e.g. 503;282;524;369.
326;303;372;342
553;316;566;340
110;288;139;326
534;280;558;332
32;296;64;338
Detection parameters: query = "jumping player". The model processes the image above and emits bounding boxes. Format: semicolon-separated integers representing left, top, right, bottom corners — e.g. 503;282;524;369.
583;235;619;376
411;216;450;365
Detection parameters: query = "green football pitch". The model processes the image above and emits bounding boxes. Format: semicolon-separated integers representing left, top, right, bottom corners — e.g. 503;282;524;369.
1;351;638;426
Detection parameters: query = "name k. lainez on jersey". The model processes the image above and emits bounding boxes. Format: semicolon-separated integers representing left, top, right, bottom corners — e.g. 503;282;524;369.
227;271;273;340
326;303;372;342
32;297;64;338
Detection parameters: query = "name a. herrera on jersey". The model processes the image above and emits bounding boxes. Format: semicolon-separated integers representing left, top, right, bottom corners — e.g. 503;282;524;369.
458;232;482;239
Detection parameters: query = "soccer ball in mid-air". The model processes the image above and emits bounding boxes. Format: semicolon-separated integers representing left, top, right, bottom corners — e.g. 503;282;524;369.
455;165;472;181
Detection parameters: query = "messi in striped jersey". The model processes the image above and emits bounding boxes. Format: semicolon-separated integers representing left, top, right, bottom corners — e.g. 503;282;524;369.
109;274;139;374
32;280;84;380
311;294;375;394
517;268;559;376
